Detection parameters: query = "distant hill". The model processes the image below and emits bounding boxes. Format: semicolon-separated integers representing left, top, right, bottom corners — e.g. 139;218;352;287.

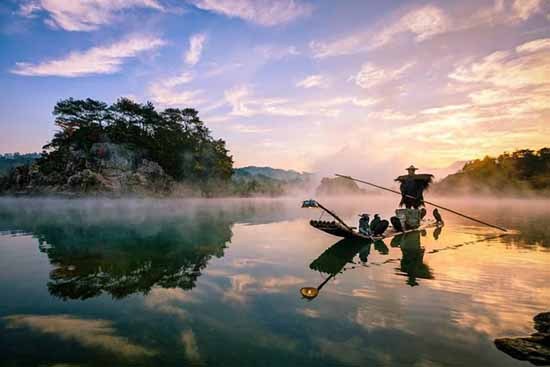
432;148;550;195
429;160;467;181
233;166;312;182
316;176;366;196
231;166;313;196
0;153;40;176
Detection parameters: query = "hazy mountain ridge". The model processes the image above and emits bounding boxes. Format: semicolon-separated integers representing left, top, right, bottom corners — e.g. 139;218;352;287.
230;166;314;196
233;166;312;182
432;148;550;196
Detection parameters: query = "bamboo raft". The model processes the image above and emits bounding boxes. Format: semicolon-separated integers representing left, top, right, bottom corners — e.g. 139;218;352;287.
309;218;440;241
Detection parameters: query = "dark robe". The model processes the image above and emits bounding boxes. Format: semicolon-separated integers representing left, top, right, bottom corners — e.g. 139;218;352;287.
395;173;433;209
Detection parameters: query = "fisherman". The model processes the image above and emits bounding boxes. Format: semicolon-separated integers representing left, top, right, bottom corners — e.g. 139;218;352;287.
395;165;434;209
393;165;434;230
358;213;370;235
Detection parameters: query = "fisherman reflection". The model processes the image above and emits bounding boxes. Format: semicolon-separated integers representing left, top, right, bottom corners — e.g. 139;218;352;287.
392;231;434;286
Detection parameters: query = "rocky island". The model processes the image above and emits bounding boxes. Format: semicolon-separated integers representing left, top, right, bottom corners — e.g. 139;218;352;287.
495;311;550;365
0;98;233;196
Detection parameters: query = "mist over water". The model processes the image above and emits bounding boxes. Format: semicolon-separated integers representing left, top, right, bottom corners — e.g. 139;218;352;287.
0;196;549;366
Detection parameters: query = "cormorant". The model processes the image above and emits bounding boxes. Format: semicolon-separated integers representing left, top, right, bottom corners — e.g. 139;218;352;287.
372;219;389;236
369;214;381;232
433;208;443;224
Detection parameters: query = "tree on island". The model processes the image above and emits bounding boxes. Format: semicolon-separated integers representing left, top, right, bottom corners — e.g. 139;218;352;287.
1;97;234;194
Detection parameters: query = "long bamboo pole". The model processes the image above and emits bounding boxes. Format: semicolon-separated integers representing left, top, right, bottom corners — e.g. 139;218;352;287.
335;174;508;232
315;202;354;232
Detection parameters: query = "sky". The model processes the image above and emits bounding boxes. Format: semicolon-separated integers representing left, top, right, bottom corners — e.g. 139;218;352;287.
0;0;549;179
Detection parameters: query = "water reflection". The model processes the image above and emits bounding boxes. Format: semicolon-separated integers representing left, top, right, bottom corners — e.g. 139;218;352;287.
303;229;439;298
0;202;234;300
1;198;550;367
44;216;232;300
301;238;366;300
392;231;434;286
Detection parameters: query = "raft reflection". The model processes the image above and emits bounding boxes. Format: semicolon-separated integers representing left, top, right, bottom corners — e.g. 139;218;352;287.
302;228;440;299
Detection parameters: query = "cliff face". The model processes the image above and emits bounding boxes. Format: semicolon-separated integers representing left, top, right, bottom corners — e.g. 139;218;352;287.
2;143;173;196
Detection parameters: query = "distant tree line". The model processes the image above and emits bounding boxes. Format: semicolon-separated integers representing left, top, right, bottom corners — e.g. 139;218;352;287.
0;153;40;176
433;148;550;195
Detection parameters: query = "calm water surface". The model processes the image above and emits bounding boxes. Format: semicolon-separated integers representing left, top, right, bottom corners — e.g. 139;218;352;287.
0;197;549;366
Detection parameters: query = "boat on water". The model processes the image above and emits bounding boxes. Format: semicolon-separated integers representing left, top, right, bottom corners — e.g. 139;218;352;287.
302;199;442;241
308;218;440;241
303;170;506;241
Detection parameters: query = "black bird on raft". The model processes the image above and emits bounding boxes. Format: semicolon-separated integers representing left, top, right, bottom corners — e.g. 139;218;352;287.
433;208;443;224
369;214;381;232
372;220;389;236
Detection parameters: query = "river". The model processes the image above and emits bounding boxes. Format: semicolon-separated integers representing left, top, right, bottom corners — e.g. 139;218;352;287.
0;197;549;366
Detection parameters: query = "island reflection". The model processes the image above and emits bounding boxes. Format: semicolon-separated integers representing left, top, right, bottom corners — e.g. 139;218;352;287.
0;201;242;300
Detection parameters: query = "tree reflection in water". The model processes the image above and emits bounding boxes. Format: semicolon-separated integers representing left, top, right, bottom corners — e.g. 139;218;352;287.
0;204;234;300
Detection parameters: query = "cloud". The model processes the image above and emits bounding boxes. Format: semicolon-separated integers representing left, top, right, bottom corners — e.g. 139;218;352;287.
223;85;316;117
181;329;201;363
421;104;470;115
513;0;543;20
11;34;165;77
296;74;329;89
188;0;313;26
18;1;42;17
255;45;300;60
231;123;273;133
148;83;203;107
185;33;207;66
310;5;449;58
351;62;414;89
143;287;200;320
376;4;450;44
296;308;321;318
367;109;417;121
225;85;256;117
222;273;305;303
449;41;550;89
204;62;243;77
516;37;550;53
160;71;194;87
4;314;155;358
18;0;164;31
223;85;381;119
453;0;546;31
310;1;547;58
